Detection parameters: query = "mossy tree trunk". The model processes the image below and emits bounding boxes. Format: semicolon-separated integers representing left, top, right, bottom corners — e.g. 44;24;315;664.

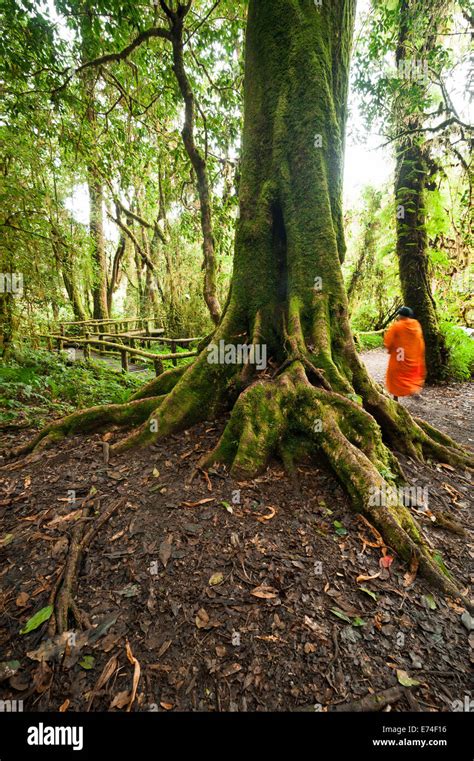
0;290;13;356
12;0;472;604
394;0;449;383
394;137;448;382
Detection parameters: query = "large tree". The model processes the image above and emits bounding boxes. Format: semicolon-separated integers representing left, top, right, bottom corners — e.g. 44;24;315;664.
12;0;473;607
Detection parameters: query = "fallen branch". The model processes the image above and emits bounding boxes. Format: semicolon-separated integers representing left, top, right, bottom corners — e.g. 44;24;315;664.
51;498;126;634
328;685;410;712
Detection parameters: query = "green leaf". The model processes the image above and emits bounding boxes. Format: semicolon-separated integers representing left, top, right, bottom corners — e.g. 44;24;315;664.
396;669;420;687
352;616;366;627
209;572;224;586
79;655;95;670
0;533;14;548
330;608;352;624
422;593;437;610
346;393;363;405
379;467;397;481
359;586;377;601
20;605;53;635
333;520;348;536
220;501;233;514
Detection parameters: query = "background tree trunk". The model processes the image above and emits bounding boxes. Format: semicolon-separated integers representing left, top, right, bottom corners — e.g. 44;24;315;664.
81;5;109;321
88;176;109;320
394;0;449;382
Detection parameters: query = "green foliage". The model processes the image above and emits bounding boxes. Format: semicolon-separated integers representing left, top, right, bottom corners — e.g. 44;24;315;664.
441;323;474;381
357;332;384;350
0;348;150;426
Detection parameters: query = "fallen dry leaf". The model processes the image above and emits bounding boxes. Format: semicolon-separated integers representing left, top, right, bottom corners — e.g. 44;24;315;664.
93;656;118;694
181;497;215;508
160;701;174;710
304;615;322;633
159;534;173;568
46;509;84;528
403;555;419;588
250;585;279;599
16;592;30;607
59;699;70;712
256;506;277;523
221;663;242;678
195;608;210;628
110;690;130;710
356;572;381;583
125;640;140;713
157;640;172;659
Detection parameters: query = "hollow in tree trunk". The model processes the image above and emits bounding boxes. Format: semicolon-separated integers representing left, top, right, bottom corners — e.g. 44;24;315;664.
11;0;473;605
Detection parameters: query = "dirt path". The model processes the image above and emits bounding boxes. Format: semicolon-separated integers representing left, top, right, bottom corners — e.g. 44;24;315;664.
362;349;474;447
0;354;472;713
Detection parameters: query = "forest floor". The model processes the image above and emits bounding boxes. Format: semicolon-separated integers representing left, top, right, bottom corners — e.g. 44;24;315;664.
0;349;472;713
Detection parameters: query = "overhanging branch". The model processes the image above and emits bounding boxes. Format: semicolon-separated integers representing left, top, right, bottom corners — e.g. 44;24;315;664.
53;26;172;95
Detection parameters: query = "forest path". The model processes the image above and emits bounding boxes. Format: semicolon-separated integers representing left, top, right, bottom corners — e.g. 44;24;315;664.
72;347;153;376
361;348;474;447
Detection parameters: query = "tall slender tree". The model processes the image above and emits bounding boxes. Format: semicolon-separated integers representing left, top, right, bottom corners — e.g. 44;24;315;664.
80;3;109;320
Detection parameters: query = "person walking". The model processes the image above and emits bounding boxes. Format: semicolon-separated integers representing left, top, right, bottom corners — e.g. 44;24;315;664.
384;306;426;401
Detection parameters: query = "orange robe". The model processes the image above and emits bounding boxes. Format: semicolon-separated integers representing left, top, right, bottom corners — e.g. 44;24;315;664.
384;318;426;397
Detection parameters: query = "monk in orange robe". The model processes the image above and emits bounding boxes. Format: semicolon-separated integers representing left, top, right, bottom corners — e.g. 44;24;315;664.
384;307;426;400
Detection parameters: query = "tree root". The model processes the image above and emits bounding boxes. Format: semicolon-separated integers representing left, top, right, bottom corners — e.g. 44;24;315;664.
196;361;473;608
49;498;126;635
129;365;187;401
5;332;473;607
3;396;164;460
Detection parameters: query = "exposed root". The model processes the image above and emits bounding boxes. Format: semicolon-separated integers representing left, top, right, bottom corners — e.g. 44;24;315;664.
5;326;473;607
111;330;242;454
50;498;126;635
129;365;188;401
197;360;473;607
4;396;164;460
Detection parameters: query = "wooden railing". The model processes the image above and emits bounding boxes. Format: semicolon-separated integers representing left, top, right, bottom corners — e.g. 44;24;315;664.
37;321;202;375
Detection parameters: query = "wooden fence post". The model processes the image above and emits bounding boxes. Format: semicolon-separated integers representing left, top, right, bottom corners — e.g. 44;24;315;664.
121;349;129;372
154;358;164;376
170;340;177;366
84;333;91;360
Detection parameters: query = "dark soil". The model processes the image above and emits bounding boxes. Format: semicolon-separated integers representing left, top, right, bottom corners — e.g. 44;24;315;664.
0;352;472;713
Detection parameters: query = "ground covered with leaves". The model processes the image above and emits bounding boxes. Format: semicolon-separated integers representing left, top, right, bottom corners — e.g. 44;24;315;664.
0;352;472;713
